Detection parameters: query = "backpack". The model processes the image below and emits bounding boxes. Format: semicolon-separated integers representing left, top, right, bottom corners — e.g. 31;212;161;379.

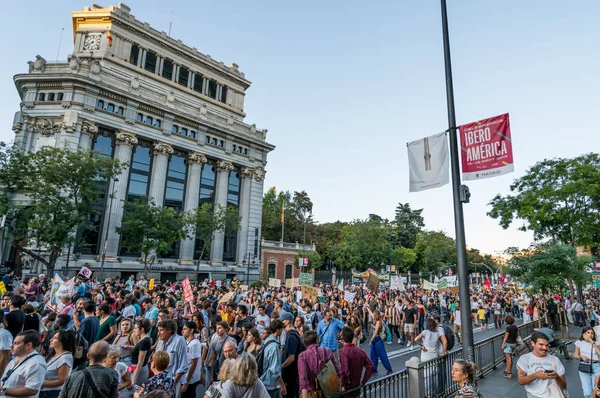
287;329;306;356
256;339;279;377
439;325;455;351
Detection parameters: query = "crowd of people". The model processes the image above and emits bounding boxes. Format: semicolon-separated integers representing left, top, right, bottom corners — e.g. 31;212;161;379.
0;270;597;398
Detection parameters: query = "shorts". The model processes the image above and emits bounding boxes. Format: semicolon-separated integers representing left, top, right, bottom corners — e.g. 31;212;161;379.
403;323;415;334
471;309;477;314
503;343;517;354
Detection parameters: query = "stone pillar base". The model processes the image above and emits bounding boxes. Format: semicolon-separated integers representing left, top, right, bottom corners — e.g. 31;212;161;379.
178;259;194;265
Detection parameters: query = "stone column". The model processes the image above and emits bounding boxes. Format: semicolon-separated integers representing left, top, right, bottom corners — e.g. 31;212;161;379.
178;152;207;264
78;120;98;151
188;70;193;88
202;77;209;95
173;65;179;83
148;142;173;207
103;131;138;258
158;58;164;75
140;49;147;67
210;160;234;265
235;167;254;265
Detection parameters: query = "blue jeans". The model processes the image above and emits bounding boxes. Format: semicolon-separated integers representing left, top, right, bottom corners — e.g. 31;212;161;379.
267;388;282;398
579;362;600;398
575;311;587;327
369;336;392;373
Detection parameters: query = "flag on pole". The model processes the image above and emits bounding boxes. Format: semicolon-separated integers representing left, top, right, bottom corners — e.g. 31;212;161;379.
484;277;492;290
407;132;449;192
281;202;285;223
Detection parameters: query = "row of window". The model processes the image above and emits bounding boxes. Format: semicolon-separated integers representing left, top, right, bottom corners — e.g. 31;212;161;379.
232;144;248;155
129;43;228;103
204;135;224;148
37;92;64;102
136;113;162;128
171;124;197;139
97;100;125;116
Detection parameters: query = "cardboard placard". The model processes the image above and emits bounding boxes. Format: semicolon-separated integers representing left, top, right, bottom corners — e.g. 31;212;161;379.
301;285;318;303
268;278;281;288
366;272;380;292
239;284;249;291
218;291;235;304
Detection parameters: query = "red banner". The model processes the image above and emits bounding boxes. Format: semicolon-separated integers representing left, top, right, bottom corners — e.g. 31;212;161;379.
181;277;194;304
459;113;514;180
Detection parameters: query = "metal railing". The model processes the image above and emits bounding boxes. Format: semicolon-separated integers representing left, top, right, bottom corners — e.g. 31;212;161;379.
335;369;409;398
421;319;538;397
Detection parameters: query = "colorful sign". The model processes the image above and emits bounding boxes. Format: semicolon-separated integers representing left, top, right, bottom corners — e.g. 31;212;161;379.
49;273;64;306
78;266;92;279
593;272;600;289
459;113;514;181
149;278;155;291
301;285;319;303
351;268;390;281
299;272;313;286
182;277;194;304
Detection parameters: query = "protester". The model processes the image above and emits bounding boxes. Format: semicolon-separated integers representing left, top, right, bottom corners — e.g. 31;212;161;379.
6;294;26;338
41;329;76;398
517;331;567;397
1;330;47;397
452;360;479;398
130;319;152;388
202;358;235;398
259;321;286;398
103;350;132;398
96;302;117;342
135;351;174;398
218;353;269;397
0;311;12;376
298;330;340;397
339;327;373;394
368;310;393;375
501;315;518;378
575;326;600;398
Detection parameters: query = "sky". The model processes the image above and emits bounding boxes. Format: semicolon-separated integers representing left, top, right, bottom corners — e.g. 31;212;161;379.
1;1;598;256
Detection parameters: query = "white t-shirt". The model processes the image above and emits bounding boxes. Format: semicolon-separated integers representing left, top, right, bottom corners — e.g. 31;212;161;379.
454;310;461;326
0;328;12;350
255;315;270;334
516;353;565;398
42;352;73;391
121;305;137;320
2;353;47;398
575;340;599;361
185;338;202;385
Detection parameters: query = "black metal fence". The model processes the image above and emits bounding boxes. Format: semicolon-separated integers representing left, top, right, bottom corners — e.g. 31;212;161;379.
335;369;409;398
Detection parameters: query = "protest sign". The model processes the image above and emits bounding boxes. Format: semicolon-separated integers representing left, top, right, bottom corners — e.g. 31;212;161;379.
302;285;318;303
240;285;249;291
365;272;380;292
216;280;222;287
78;266;92;279
218;291;235;304
0;282;6;295
182;277;194;303
298;272;313;286
269;278;281;288
343;291;355;302
49;273;64;306
149;278;155;291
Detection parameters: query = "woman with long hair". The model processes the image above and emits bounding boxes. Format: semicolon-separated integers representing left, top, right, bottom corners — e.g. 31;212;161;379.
40;329;76;398
130;319;153;389
575;326;600;398
501;315;519;378
244;328;262;357
349;315;363;346
218;353;269;397
293;316;305;337
452;360;479;398
386;302;401;345
368;309;393;375
113;318;135;366
96;302;117;342
415;318;441;393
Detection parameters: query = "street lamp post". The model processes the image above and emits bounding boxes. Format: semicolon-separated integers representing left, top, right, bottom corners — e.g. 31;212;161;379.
100;178;119;281
243;254;257;286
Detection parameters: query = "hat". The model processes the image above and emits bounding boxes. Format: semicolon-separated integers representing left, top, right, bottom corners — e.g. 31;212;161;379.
278;311;294;322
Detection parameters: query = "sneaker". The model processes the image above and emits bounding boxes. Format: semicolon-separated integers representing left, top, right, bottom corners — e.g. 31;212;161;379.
407;343;412;347
385;370;394;376
387;341;392;345
397;338;401;344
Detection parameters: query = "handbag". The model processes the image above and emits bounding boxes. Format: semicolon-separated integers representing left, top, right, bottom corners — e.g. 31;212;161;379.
579;346;594;374
316;347;341;398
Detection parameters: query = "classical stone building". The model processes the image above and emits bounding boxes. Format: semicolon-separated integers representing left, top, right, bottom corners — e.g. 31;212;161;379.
7;4;274;282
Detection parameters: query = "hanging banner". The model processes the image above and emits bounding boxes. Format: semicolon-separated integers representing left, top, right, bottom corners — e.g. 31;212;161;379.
459;113;514;180
423;280;439;291
407;132;449;192
351;269;390;281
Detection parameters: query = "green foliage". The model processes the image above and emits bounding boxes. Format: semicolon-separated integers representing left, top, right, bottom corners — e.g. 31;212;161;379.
392;203;425;249
391;246;417;272
262;187;314;244
488;154;600;254
414;231;457;278
295;250;322;271
505;244;593;292
0;145;121;276
118;198;187;274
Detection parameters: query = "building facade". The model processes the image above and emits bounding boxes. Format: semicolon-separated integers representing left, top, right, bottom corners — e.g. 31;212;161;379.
7;4;274;282
260;240;316;285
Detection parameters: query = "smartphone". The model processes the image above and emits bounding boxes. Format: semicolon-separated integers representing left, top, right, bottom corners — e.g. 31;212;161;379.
544;369;554;373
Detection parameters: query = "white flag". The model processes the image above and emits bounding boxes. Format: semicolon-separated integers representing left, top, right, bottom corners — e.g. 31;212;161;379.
407;132;449;192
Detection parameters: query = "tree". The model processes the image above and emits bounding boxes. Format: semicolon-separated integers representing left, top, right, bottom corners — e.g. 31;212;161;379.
391;246;417;272
0;146;121;276
295;250;322;272
392;203;425;249
118;198;187;276
505;244;593;293
261;187;316;244
414;231;457;278
488;154;600;255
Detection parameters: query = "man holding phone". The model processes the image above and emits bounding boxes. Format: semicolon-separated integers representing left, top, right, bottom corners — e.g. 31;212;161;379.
517;331;566;397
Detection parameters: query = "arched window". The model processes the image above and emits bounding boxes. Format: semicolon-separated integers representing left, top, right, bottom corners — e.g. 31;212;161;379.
107;103;115;113
181;128;188;136
145;116;153;125
154;119;162;128
137;113;143;122
172;124;179;133
268;264;276;279
205;135;210;144
117;106;124;115
47;93;55;101
189;130;196;139
37;93;45;101
57;93;64;101
97;99;104;109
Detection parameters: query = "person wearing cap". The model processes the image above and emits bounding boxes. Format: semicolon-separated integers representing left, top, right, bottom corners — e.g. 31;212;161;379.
280;312;302;398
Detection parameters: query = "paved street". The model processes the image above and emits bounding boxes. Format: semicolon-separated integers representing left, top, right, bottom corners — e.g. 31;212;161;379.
360;319;525;376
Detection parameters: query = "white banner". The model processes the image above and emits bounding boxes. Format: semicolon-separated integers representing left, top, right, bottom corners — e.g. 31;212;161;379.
422;280;439;291
343;291;355;302
407;132;449;192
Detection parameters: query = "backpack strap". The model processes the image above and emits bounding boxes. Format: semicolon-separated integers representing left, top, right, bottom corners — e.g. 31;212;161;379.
82;369;103;398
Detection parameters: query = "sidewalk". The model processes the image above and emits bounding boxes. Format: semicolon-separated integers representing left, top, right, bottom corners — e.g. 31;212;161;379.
477;324;584;398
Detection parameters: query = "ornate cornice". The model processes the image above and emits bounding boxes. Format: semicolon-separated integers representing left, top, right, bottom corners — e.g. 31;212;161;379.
115;131;138;148
28;118;64;136
152;142;174;156
186;152;207;166
215;160;234;173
